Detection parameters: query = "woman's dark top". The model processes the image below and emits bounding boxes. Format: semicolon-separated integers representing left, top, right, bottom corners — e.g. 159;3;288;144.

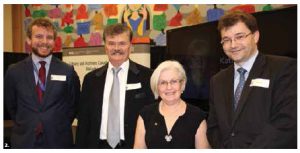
139;102;207;149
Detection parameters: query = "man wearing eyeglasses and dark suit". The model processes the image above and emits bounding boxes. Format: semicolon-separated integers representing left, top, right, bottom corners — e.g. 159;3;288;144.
207;11;296;148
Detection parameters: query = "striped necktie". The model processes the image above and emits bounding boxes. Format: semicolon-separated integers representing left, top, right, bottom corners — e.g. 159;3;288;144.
36;61;46;103
234;67;247;110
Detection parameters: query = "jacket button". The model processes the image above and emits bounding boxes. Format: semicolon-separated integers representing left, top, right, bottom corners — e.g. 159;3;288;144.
231;132;235;137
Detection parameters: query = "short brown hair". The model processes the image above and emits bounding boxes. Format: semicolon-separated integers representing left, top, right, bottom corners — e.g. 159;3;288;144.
218;11;258;33
103;23;133;42
26;18;57;39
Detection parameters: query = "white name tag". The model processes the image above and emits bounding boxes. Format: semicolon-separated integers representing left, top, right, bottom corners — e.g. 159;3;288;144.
126;83;142;90
250;78;270;88
51;74;66;81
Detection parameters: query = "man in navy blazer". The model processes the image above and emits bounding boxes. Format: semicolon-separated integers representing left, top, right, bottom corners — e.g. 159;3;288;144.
207;11;297;148
76;23;154;148
4;18;80;148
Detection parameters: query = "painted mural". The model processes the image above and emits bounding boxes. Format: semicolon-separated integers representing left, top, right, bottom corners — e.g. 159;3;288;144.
23;4;287;52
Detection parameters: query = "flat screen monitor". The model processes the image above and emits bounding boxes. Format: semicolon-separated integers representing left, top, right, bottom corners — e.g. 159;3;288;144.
166;6;297;111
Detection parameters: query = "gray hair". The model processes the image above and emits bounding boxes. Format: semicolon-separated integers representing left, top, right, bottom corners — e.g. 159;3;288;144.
150;60;187;99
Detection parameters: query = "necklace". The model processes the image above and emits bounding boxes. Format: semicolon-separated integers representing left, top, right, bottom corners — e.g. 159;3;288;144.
165;134;172;142
160;100;185;143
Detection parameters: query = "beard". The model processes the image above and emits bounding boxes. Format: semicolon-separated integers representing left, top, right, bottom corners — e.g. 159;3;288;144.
31;46;53;58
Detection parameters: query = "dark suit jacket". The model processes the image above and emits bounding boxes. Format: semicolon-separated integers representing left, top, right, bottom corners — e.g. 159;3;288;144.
76;60;155;148
4;56;80;148
207;53;297;148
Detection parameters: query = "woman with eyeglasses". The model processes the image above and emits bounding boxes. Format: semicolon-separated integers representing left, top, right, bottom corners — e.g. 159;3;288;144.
133;60;210;149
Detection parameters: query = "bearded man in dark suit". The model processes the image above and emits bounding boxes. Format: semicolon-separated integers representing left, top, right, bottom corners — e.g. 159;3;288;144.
5;18;80;148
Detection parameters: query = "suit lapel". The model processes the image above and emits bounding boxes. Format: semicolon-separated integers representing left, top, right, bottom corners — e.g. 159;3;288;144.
224;66;234;125
233;53;266;124
124;61;140;120
24;57;40;106
95;64;108;126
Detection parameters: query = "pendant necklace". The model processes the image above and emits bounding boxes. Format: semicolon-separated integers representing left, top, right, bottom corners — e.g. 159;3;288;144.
161;100;183;143
165;134;172;142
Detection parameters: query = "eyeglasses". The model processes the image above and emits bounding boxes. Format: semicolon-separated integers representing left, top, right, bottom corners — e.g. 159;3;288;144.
158;79;182;88
220;32;252;47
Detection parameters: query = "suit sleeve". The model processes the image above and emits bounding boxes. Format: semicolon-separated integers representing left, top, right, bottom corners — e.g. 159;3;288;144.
67;66;81;122
206;77;222;148
75;75;90;148
4;66;17;122
250;59;297;148
71;66;81;119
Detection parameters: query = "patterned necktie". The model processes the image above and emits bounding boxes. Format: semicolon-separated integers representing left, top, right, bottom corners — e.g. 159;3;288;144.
36;61;46;103
234;67;247;110
35;61;46;137
107;67;121;148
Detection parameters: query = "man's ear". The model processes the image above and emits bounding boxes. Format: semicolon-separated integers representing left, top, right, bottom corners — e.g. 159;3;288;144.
128;43;133;53
26;37;32;46
254;30;260;44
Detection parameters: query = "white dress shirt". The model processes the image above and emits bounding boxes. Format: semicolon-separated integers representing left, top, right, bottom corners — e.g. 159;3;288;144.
100;60;129;140
234;50;258;92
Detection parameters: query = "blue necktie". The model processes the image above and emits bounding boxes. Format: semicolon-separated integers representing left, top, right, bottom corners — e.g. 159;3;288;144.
107;67;121;148
234;68;247;110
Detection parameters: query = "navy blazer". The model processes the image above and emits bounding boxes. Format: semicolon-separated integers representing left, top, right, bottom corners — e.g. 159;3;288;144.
4;56;80;148
76;60;155;148
207;53;297;148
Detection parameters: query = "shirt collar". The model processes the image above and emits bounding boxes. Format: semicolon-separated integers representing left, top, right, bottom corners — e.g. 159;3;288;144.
234;50;258;73
108;59;129;72
32;53;52;66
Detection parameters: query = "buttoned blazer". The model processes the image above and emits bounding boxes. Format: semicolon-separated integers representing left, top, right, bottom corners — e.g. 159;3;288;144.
207;53;297;148
4;56;80;148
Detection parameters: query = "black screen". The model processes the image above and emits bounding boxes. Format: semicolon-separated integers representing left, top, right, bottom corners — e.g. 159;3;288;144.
166;6;297;111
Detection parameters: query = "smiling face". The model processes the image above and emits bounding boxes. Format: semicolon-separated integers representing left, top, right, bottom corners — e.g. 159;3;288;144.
158;68;184;104
104;32;132;67
27;25;55;58
221;21;259;65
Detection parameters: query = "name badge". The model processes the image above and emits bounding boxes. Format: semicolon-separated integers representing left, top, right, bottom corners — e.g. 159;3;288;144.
126;83;142;90
51;74;66;81
250;78;269;88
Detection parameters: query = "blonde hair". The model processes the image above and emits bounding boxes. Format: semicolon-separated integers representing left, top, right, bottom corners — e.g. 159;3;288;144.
150;60;187;99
